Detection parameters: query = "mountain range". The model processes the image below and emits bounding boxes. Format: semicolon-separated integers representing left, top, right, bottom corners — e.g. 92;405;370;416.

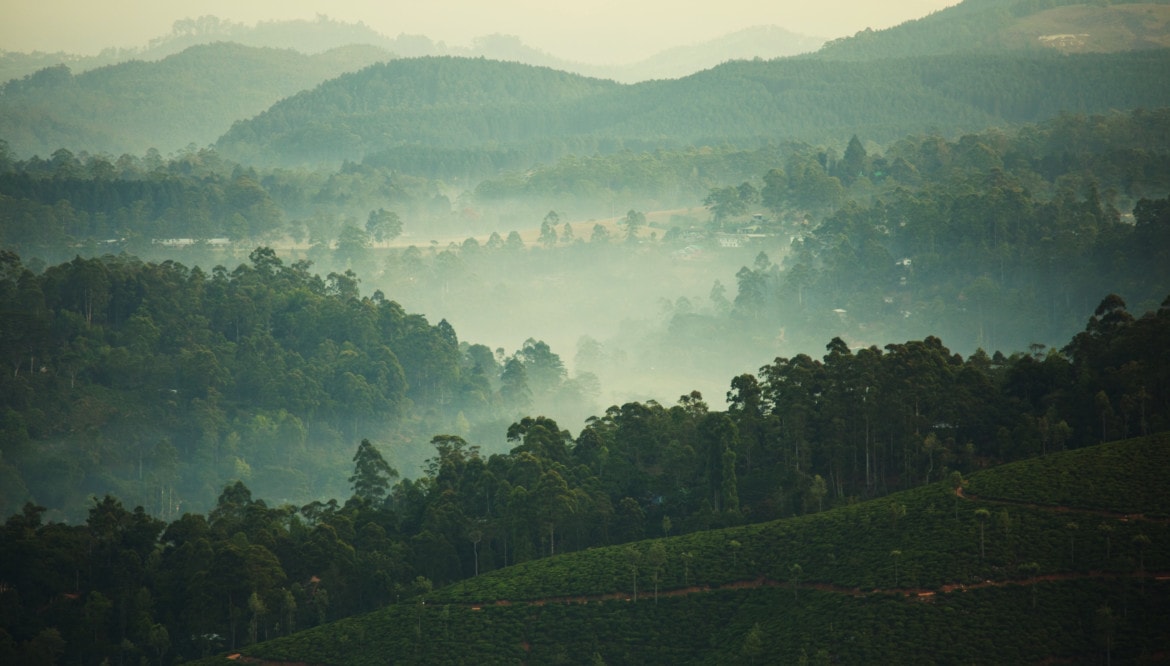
3;1;1169;162
0;16;824;86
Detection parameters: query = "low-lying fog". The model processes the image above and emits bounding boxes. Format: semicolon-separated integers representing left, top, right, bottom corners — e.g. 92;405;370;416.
297;209;797;435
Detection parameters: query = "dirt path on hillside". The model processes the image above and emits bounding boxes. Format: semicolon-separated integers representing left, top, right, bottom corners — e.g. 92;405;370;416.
226;491;1168;665
226;570;1170;665
465;570;1168;611
954;487;1170;524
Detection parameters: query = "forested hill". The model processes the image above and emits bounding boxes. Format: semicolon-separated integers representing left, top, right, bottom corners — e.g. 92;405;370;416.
813;0;1170;60
185;436;1170;664
216;57;622;167
3;287;1169;662
215;49;1170;169
0;42;391;158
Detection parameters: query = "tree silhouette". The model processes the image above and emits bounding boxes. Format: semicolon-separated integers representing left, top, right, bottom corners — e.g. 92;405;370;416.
625;546;642;603
1133;534;1151;594
890;502;906;530
950;471;964;520
809;474;827;513
1066;522;1079;565
468;527;483;577
975;509;991;560
349;439;398;504
538;218;558;248
681;551;694;587
1095;605;1117;666
365;208;402;244
1019;561;1040;609
620;209;645;242
741;622;764;665
412;576;432;638
647;542;667;604
1132;533;1150;572
1098;522;1114;562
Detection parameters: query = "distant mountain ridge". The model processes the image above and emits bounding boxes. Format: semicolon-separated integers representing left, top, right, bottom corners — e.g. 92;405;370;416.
0;42;392;158
0;15;824;86
4;4;1170;160
575;26;827;82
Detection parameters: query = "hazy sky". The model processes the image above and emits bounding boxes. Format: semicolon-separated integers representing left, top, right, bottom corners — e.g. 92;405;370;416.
4;1;960;62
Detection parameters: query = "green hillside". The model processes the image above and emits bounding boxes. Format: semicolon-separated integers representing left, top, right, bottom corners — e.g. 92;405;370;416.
215;49;1170;169
215;57;623;167
0;42;390;158
198;435;1170;664
814;0;1170;60
1005;3;1170;53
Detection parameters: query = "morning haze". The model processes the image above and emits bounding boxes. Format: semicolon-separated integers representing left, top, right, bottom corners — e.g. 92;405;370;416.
4;0;960;62
2;1;1169;662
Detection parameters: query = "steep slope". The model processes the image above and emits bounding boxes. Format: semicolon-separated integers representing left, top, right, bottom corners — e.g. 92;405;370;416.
0;42;390;158
1005;2;1170;52
814;0;1170;60
198;435;1170;664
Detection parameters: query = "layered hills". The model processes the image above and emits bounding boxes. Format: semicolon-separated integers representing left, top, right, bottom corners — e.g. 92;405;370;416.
3;4;1170;662
5;2;1170;165
196;435;1170;664
214;49;1170;169
0;42;391;158
0;17;824;86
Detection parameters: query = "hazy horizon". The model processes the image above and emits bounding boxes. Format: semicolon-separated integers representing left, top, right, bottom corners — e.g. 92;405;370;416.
5;1;960;63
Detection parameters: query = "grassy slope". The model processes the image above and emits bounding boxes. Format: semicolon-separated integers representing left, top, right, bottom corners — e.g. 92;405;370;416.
195;434;1170;664
1004;3;1170;53
813;0;1170;61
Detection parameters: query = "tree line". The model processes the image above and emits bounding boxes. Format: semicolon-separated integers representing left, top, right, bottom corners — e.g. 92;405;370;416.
2;282;1167;662
691;109;1170;356
215;50;1170;169
0;247;592;522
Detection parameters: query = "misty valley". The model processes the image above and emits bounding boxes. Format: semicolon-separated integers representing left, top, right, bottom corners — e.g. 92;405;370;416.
3;1;1170;664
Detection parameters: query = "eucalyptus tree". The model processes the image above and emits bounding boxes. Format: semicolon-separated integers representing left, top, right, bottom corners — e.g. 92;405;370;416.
349;439;398;505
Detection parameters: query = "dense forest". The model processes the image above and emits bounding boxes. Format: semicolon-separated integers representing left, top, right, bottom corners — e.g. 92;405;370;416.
4;2;1170;662
13;45;1165;172
701;108;1170;355
3;106;1170;526
2;294;1167;662
191;435;1169;665
215;49;1170;168
0;246;607;521
3;197;1170;661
